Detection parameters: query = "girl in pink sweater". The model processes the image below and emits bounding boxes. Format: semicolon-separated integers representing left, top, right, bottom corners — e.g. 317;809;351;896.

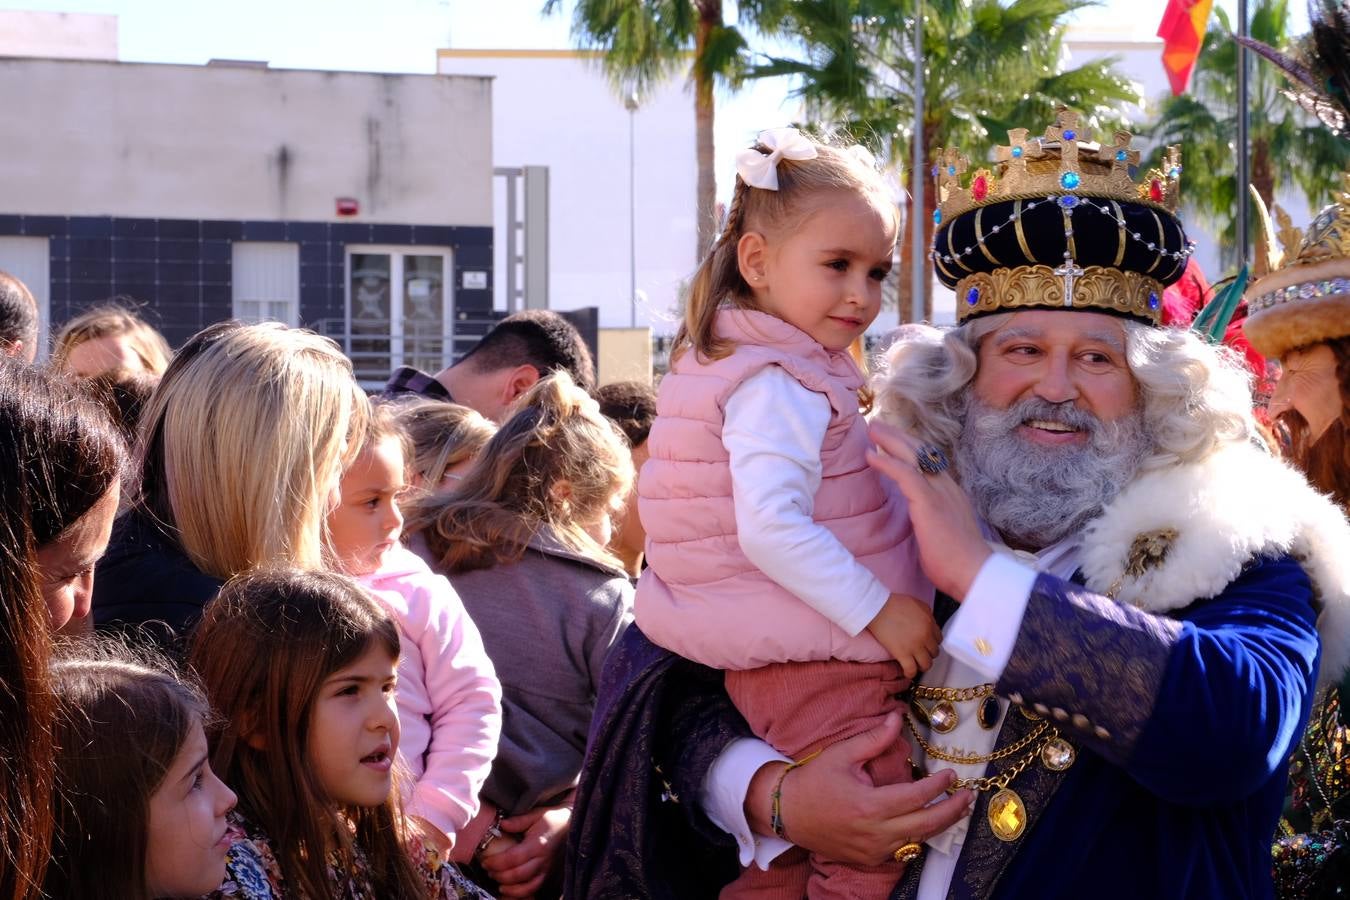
634;129;937;899
328;401;502;860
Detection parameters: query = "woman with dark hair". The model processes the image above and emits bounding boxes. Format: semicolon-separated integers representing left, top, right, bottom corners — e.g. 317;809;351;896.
0;355;126;900
1244;189;1350;899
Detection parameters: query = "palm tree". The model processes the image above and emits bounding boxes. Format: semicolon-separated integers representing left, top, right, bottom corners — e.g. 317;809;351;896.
543;0;788;259
1146;0;1350;273
751;0;1140;321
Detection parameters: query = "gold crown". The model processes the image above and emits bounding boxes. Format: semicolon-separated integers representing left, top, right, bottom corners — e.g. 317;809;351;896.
1244;174;1350;359
1270;174;1350;269
933;108;1182;227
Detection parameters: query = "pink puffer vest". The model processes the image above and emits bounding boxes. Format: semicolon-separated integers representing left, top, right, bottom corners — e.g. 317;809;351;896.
635;309;925;669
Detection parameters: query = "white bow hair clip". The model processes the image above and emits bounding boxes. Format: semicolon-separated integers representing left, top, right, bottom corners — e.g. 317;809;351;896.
735;127;819;191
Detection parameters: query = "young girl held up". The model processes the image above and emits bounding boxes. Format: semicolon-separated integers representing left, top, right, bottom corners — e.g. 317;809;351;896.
188;568;490;900
403;372;634;897
327;400;502;858
45;646;238;900
634;127;939;899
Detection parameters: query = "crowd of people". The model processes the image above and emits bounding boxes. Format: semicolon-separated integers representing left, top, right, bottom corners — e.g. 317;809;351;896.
3;28;1350;900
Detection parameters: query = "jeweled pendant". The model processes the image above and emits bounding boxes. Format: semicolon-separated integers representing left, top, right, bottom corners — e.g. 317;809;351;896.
977;696;1000;730
988;788;1027;841
929;700;958;734
1040;737;1076;772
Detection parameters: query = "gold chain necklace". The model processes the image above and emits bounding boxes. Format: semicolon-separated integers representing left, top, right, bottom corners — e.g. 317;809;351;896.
905;713;1048;766
911;683;995;702
905;710;1077;844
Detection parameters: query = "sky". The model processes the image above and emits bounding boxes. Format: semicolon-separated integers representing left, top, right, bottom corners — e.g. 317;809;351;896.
0;0;1211;74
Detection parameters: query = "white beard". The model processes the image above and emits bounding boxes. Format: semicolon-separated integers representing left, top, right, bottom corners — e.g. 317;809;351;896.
954;394;1152;550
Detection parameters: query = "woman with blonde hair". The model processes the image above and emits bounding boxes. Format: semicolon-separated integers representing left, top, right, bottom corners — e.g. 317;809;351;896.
91;320;367;649
404;372;633;897
53;303;173;378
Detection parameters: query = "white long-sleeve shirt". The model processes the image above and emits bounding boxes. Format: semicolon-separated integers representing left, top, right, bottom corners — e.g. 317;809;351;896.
722;366;892;636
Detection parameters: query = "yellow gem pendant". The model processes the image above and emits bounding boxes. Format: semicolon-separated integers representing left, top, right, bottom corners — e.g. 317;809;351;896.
988;788;1027;842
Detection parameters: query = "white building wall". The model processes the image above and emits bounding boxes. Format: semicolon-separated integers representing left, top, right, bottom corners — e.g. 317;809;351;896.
0;59;494;227
437;50;697;330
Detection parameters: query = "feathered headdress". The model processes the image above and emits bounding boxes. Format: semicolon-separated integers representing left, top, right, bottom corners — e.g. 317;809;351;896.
1236;0;1350;135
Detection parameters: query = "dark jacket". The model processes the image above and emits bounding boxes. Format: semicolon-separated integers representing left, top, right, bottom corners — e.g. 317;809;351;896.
91;508;224;651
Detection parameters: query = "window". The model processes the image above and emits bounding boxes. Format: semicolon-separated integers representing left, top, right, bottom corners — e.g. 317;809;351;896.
0;237;50;358
232;242;299;325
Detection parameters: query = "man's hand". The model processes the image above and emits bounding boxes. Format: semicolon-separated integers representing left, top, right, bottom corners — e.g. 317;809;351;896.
745;712;973;865
478;802;572;898
867;593;942;679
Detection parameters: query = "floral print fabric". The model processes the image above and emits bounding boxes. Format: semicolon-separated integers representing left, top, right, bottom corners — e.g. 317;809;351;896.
207;812;491;899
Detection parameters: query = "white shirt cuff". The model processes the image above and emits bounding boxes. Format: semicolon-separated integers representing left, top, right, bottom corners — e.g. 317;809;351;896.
701;737;794;869
941;553;1037;680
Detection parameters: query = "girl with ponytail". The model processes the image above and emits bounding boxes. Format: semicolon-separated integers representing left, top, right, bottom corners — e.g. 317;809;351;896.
405;371;634;896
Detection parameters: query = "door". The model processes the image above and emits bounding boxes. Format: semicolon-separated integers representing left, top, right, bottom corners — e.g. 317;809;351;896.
345;246;453;389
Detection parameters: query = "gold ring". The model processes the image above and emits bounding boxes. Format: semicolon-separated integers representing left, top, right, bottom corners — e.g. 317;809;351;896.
893;841;923;864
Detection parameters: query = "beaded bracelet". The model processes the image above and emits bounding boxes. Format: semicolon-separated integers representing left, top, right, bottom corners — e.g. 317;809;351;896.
769;750;822;840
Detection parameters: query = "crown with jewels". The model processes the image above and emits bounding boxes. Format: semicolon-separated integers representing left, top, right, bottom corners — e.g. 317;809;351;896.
931;107;1194;325
932;107;1182;226
1243;172;1350;359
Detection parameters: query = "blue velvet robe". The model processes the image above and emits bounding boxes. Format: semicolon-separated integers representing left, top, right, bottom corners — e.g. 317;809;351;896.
566;554;1319;899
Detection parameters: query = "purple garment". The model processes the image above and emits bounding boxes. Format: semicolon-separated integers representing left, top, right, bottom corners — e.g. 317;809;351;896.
384;366;453;402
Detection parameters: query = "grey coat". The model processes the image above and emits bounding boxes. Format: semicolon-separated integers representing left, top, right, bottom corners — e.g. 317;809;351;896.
416;530;633;815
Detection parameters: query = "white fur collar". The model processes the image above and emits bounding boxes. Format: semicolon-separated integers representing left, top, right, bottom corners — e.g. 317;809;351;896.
1078;441;1350;686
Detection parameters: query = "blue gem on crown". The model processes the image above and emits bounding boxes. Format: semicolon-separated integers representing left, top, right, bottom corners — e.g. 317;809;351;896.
1116;149;1128;162
1060;171;1081;190
1148;291;1160;310
966;287;980;306
1058;195;1079;210
1063;129;1077;141
1011;146;1024;158
933;209;942;225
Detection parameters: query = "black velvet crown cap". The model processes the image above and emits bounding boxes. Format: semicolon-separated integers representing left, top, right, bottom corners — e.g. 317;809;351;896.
930;108;1194;324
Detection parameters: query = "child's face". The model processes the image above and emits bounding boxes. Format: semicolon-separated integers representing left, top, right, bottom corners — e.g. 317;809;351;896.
328;436;407;576
145;717;237;898
308;644;400;809
743;190;895;351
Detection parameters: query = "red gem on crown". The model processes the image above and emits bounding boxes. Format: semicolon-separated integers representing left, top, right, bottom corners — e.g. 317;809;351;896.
1149;179;1164;203
972;174;989;201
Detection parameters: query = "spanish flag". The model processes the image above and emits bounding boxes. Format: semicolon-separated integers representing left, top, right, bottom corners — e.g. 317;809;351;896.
1158;0;1215;96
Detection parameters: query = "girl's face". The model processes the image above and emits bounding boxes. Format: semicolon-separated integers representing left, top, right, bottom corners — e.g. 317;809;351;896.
145;718;237;898
308;644;400;808
1271;343;1342;441
327;437;407;576
65;334;146;378
35;481;120;629
740;190;896;352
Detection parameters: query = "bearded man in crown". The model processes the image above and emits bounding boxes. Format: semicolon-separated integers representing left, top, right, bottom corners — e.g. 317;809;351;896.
565;111;1350;900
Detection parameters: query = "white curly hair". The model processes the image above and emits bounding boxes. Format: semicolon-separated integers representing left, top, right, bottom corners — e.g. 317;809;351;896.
873;313;1257;471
